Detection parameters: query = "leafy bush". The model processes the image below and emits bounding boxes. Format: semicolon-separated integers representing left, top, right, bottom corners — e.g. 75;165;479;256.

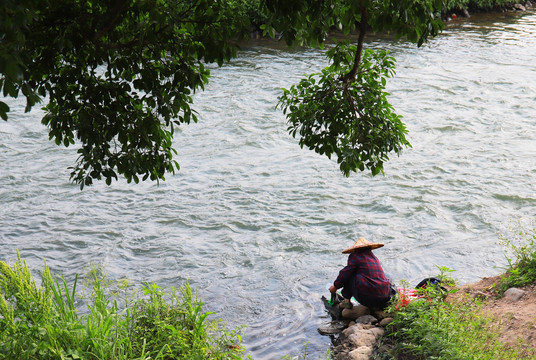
443;0;519;12
231;0;270;29
467;0;519;10
0;251;248;360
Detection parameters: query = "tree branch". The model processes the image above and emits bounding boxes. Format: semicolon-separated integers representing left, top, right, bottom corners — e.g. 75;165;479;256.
338;4;369;144
92;0;130;43
343;5;368;84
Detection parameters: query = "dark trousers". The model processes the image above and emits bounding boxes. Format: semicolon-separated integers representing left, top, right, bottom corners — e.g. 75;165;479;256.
341;281;396;310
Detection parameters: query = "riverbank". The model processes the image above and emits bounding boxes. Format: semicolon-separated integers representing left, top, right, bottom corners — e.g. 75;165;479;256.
372;220;536;360
324;274;536;360
325;218;536;359
0;254;249;360
248;0;535;40
447;275;536;355
375;276;536;359
444;0;535;20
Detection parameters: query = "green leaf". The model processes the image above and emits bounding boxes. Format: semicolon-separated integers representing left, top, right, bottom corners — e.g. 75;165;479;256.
0;101;9;121
279;46;410;177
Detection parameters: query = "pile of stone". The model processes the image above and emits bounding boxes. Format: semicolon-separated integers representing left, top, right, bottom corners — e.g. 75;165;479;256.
317;304;394;360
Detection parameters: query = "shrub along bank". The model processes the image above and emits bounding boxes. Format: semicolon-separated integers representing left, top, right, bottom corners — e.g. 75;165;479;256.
0;251;249;360
377;273;529;359
446;0;531;13
240;0;531;31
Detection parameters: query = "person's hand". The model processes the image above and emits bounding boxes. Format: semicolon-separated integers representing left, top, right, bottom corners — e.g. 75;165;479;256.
329;285;337;293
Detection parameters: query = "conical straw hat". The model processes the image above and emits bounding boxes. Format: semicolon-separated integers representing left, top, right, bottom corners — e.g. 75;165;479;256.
342;237;384;254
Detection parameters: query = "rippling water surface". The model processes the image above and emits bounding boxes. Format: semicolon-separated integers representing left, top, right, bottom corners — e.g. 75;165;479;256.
1;10;536;359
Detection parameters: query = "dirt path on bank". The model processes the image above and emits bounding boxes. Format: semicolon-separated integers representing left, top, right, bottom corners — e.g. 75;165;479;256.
448;276;536;357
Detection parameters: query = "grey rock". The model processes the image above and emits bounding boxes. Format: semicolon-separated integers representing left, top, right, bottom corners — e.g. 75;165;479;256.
345;354;368;360
347;332;376;347
504;288;526;302
373;310;390;319
379;317;394;327
333;344;347;353
317;321;347;335
347;346;372;360
334;316;386;360
342;323;365;337
354;315;378;325
342;304;371;320
369;326;385;339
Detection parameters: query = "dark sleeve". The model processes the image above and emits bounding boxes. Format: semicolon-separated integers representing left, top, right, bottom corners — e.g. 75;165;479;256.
333;253;360;289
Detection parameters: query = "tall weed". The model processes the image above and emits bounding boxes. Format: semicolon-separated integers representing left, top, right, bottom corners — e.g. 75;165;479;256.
499;218;536;293
0;252;249;360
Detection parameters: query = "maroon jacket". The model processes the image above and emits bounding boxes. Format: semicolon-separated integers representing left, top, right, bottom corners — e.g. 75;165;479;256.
334;249;391;298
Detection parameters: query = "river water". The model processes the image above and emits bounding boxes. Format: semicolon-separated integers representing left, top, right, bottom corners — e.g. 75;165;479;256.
1;9;536;359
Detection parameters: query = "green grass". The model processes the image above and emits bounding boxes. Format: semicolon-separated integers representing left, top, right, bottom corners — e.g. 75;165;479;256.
380;290;527;360
499;220;536;294
380;220;536;360
0;251;249;360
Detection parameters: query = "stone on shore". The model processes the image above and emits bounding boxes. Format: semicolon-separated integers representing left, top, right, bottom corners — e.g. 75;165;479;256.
379;317;394;327
331;315;387;360
341;304;371;320
320;295;398;359
504;287;526;302
353;315;377;325
346;346;373;360
317;321;347;335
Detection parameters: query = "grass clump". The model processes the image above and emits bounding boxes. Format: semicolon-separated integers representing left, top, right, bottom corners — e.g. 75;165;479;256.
499;219;536;294
380;267;528;360
0;251;248;360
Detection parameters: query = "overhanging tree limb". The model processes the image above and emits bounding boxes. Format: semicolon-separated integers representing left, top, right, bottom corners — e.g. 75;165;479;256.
92;0;130;43
274;0;444;176
343;5;368;85
1;0;252;188
1;0;444;186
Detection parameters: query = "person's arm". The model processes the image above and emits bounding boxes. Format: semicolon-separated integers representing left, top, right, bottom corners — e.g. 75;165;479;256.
333;252;360;289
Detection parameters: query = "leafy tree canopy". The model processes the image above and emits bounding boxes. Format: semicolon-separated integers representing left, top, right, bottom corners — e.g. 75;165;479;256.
1;0;444;187
1;0;250;188
265;0;444;176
